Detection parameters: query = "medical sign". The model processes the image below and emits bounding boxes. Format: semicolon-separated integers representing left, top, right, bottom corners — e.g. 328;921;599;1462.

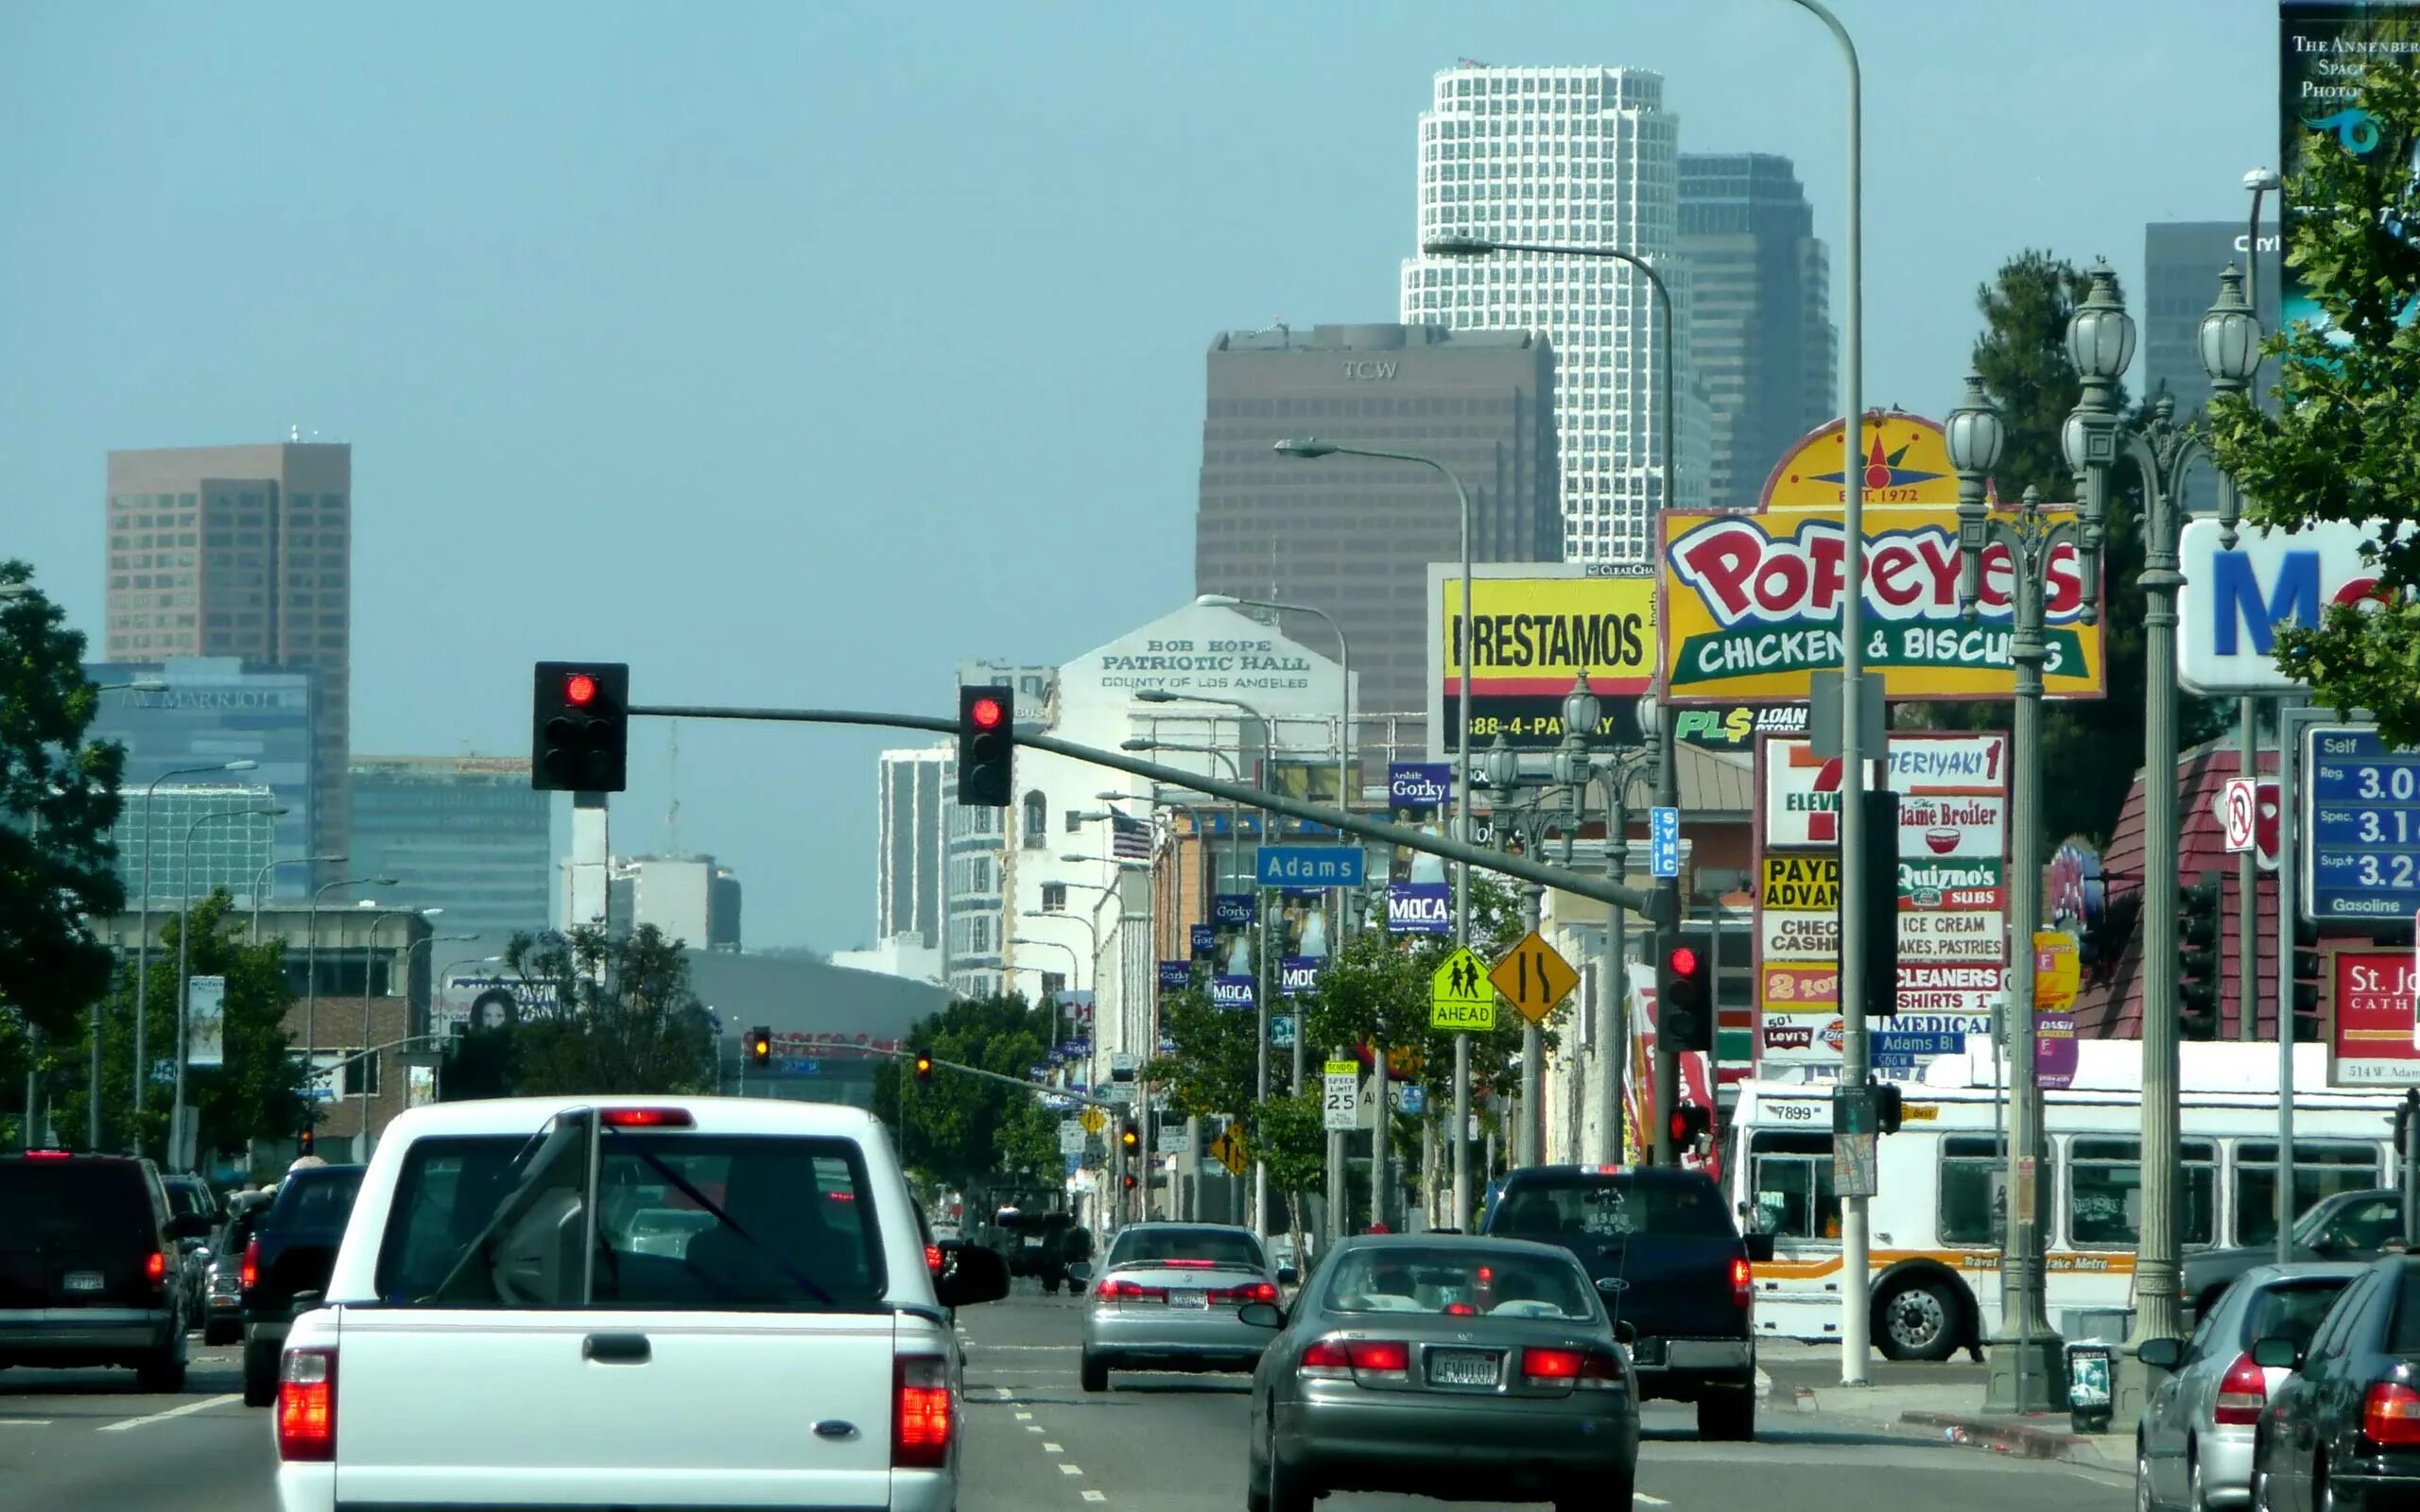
1426;564;1657;756
1658;508;2104;703
2304;725;2420;922
2325;942;2420;1088
2178;519;2392;694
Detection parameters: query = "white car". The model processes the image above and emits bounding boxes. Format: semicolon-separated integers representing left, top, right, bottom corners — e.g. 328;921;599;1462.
269;1096;1009;1512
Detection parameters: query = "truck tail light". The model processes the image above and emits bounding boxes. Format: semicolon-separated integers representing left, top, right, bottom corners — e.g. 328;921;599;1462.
241;1235;260;1292
145;1250;167;1285
2214;1353;2267;1425
892;1355;952;1469
2363;1381;2420;1447
275;1348;337;1462
1732;1256;1753;1308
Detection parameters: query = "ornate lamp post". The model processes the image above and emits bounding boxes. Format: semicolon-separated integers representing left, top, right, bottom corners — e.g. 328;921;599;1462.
1555;673;1663;1165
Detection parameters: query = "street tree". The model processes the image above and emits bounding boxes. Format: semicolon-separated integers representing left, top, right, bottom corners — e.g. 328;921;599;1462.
501;924;717;1095
2208;63;2420;745
873;993;1061;1191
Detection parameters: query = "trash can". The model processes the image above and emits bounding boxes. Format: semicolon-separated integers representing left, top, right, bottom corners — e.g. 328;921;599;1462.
2067;1340;2115;1435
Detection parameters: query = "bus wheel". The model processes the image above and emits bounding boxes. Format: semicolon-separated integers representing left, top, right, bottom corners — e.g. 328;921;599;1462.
1876;1276;1961;1362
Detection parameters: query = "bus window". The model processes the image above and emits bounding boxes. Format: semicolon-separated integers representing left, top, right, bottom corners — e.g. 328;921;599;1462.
1748;1132;1840;1242
2233;1141;2382;1249
2067;1138;2140;1247
1939;1135;2003;1246
2180;1140;2217;1247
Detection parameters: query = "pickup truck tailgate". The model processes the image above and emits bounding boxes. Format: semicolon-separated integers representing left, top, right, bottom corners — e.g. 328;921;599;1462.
332;1307;905;1507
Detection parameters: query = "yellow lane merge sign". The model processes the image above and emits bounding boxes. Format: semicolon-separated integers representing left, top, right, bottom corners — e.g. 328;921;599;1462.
1080;1107;1107;1136
1491;931;1582;1026
1211;1122;1249;1177
1430;947;1496;1032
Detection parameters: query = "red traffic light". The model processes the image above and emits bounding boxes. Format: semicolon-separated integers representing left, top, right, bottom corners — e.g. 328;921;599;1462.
969;696;1005;731
1670;946;1700;976
564;672;599;707
1670;1110;1686;1141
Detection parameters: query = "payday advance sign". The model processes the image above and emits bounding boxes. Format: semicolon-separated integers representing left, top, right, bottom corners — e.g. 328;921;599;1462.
1658;416;2104;703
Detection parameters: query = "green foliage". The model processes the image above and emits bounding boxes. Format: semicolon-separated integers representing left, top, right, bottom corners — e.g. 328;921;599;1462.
1917;254;2227;853
872;993;1061;1191
2208;63;2420;746
0;564;127;1041
53;891;310;1162
493;924;717;1096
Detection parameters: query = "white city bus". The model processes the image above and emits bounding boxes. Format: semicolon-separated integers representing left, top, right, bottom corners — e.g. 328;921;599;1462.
1723;1040;2404;1361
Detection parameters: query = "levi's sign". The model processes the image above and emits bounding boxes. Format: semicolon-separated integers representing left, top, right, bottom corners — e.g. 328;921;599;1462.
2177;519;2392;695
1659;509;2104;702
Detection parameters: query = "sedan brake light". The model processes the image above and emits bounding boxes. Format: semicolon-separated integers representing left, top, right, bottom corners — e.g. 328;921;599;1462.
2363;1381;2420;1447
1299;1338;1409;1383
1097;1278;1167;1303
1731;1256;1753;1308
2214;1352;2266;1426
24;1149;71;1160
1162;1258;1216;1268
275;1349;337;1461
1521;1346;1622;1391
1217;1281;1279;1305
892;1355;952;1469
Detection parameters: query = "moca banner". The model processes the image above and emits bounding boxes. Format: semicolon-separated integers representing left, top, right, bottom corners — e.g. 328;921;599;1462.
1427;562;1657;756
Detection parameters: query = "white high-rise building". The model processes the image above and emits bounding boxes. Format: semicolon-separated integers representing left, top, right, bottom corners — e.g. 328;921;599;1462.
875;747;948;947
1399;64;1708;565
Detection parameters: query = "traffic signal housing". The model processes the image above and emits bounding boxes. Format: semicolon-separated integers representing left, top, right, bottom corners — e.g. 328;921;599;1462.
1661;938;1713;1052
1875;1082;1904;1135
1669;1102;1712;1152
2178;871;2222;1040
958;685;1014;807
747;1026;772;1066
531;662;631;793
1119;1121;1140;1153
1859;790;1903;1020
2290;918;2322;1042
913;1053;935;1082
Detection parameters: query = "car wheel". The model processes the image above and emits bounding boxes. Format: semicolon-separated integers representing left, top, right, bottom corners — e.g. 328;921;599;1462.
1558;1469;1634;1512
1697;1385;1754;1441
1876;1277;1960;1362
2187;1449;2215;1512
1080;1352;1110;1394
2137;1443;2161;1512
134;1347;187;1394
242;1339;278;1407
1266;1429;1313;1512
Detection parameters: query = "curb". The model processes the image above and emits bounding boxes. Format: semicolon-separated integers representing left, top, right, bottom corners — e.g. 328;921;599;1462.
1898;1410;2090;1461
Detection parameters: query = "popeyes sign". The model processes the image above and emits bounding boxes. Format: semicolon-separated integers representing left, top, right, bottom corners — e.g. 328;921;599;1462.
1657;415;2104;703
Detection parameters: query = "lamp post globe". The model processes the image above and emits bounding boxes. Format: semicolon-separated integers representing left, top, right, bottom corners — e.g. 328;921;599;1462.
1482;732;1520;792
1945;373;2006;476
1561;672;1602;748
2066;263;2137;383
2200;265;2261;387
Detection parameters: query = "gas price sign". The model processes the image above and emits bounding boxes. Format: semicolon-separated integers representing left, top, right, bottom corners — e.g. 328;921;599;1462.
2305;726;2420;923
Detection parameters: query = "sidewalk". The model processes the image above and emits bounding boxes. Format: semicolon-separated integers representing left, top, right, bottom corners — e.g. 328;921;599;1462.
1790;1382;2131;1470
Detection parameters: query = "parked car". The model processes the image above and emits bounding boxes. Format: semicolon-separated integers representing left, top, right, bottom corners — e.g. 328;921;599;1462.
2180;1188;2403;1325
1480;1163;1769;1439
2135;1261;2364;1511
268;1097;1009;1512
161;1174;222;1323
2248;1252;2420;1512
240;1163;365;1405
1073;1222;1287;1392
1240;1233;1639;1512
0;1150;205;1389
202;1191;275;1346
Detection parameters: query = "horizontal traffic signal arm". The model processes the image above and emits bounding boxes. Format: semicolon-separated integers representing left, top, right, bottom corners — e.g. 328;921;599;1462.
615;699;1668;919
874;1044;1127;1112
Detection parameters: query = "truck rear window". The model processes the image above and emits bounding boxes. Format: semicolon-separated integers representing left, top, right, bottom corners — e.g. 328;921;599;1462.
1491;1175;1737;1242
372;1125;887;1312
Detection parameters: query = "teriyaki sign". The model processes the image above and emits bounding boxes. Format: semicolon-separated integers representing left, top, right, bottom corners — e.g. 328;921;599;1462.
2177;519;2390;695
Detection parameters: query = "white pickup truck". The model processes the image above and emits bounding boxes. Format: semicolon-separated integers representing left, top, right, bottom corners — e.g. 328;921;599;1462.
270;1096;1009;1512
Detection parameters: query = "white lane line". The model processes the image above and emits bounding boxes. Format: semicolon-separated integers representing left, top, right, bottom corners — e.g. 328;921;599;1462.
0;1420;52;1428
1043;1441;1063;1453
968;1343;1079;1351
99;1394;242;1433
1015;1411;1033;1420
1026;1425;1045;1434
1635;1496;1670;1506
1082;1492;1107;1503
1060;1463;1084;1477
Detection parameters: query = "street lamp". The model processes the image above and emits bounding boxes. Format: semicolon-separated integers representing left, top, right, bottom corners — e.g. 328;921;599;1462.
129;759;258;1151
1477;734;1583;1167
1560;674;1664;1165
1010;935;1082;1047
1122;739;1245;905
437;954;504;1034
1194;593;1355;818
1277;438;1484;1228
398;933;476;1099
169;801;285;1171
1949;376;2073;1412
360;908;441;1157
2063;261;2262;1418
304;875;397;1113
252;853;346;938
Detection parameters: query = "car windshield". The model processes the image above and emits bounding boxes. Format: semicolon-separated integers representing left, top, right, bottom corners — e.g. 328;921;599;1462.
1491;1175;1737;1242
2242;1278;2354;1351
1106;1228;1264;1271
1322;1246;1595;1320
372;1124;886;1312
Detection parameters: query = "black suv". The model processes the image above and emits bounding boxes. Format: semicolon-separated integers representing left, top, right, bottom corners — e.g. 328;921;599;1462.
240;1163;364;1405
0;1151;207;1390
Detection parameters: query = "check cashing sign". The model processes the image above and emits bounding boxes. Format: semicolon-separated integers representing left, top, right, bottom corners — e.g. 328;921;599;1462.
1656;508;2106;703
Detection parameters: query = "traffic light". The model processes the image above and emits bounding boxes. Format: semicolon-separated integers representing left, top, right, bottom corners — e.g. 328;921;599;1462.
913;1053;935;1082
2290;918;2322;1042
1860;791;1903;1019
1119;1121;1140;1153
1661;939;1713;1052
297;1127;315;1156
2178;871;2223;1040
957;685;1014;807
747;1026;772;1066
1875;1082;1904;1135
1122;1174;1138;1192
530;662;631;793
1668;1102;1712;1152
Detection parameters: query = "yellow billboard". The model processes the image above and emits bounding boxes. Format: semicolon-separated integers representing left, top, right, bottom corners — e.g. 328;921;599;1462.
1426;566;1658;752
1757;413;1966;511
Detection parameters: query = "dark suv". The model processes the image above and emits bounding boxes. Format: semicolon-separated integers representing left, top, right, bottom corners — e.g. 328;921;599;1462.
0;1151;207;1390
239;1163;364;1405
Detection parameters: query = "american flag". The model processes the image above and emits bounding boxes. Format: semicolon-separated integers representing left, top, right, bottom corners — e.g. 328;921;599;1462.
1111;812;1154;861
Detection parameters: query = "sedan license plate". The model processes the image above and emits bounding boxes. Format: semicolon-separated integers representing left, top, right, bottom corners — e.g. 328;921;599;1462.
1426;1349;1501;1387
1169;1290;1208;1310
63;1271;105;1294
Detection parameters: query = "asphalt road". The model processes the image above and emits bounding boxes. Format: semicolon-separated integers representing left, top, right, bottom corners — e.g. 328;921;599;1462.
1;1289;2121;1511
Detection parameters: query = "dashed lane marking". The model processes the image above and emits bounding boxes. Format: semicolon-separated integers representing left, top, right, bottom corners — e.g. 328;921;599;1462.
1082;1493;1106;1503
1636;1496;1669;1506
1060;1464;1084;1477
99;1395;242;1433
1027;1426;1045;1434
1044;1442;1063;1453
0;1420;52;1427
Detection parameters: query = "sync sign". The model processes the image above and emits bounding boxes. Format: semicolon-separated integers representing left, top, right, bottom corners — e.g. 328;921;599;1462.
2177;519;2389;695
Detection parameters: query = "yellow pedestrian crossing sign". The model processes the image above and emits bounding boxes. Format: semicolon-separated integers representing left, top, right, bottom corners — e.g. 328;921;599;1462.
1080;1107;1107;1136
1211;1121;1249;1177
1430;947;1496;1032
1491;931;1582;1027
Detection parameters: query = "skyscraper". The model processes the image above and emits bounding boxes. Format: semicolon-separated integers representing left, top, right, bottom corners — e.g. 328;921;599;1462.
1399;64;1707;565
1679;153;1836;511
2143;221;2281;416
877;747;947;947
105;443;353;884
349;756;553;939
1196;322;1559;738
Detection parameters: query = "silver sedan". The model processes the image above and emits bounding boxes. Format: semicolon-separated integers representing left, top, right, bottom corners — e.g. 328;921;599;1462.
1073;1222;1288;1392
2135;1260;2365;1511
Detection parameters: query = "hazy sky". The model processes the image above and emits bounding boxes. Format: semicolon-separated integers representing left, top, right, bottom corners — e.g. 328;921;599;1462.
1;2;2276;950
